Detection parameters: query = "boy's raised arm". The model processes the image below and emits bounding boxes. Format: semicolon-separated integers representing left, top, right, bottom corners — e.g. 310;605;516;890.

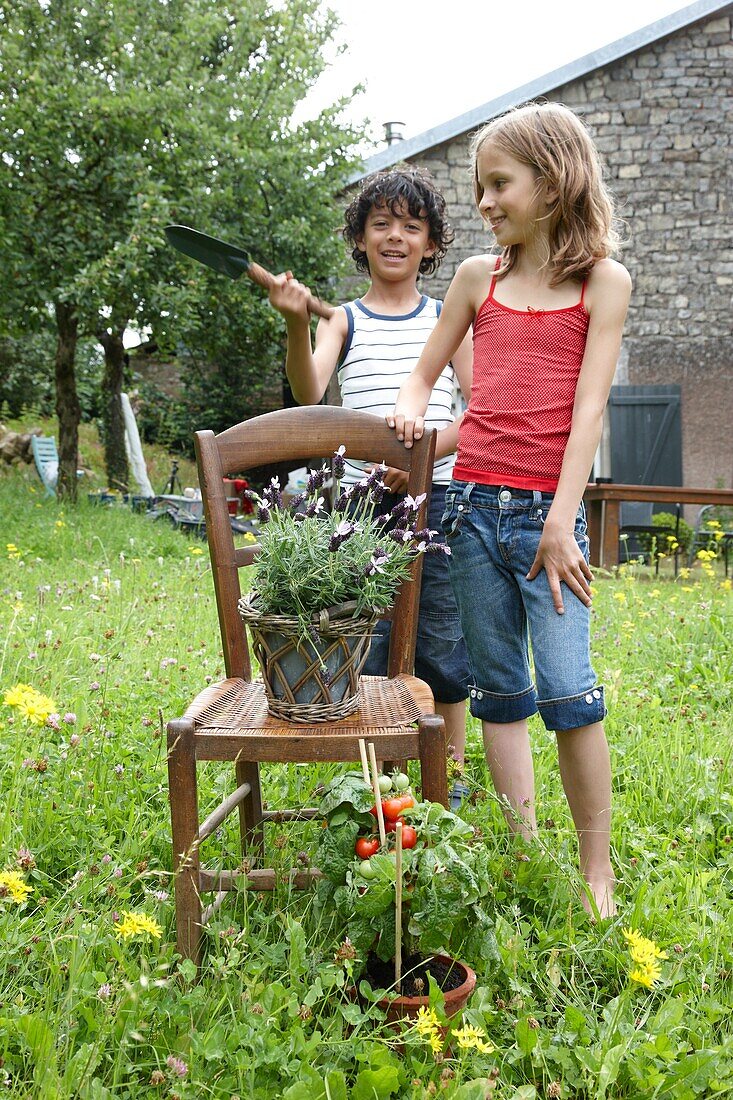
269;272;347;405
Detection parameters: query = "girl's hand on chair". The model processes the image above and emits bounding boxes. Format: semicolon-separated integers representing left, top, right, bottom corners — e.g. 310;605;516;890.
527;527;593;614
386;412;424;449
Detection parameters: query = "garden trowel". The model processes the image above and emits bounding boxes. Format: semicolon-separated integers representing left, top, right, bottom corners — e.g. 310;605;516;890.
164;224;334;319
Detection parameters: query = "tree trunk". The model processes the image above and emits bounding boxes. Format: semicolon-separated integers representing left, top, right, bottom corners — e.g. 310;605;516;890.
99;327;129;492
54;302;81;502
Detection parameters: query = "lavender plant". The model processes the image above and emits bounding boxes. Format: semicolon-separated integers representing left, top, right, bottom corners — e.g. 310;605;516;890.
244;446;449;638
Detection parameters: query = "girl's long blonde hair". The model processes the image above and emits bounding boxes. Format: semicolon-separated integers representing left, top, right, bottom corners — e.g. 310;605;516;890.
470;101;622;285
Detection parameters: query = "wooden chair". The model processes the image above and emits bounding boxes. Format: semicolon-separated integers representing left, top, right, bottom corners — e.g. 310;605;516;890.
167;406;448;965
619;500;680;575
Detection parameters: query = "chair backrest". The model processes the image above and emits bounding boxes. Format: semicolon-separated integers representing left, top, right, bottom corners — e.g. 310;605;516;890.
195;406;437;682
31;436;59;496
620;501;654;527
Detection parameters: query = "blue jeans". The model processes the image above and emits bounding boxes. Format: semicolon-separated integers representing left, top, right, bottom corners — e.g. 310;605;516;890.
363;484;471;703
441;481;606;731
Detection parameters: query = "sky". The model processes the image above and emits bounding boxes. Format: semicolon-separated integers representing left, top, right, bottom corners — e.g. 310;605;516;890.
295;0;697;154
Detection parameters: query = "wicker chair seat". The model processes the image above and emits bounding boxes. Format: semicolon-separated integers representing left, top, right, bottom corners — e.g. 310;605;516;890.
185;675;434;761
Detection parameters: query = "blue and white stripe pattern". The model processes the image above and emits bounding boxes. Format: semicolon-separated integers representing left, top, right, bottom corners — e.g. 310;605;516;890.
337;295;456;485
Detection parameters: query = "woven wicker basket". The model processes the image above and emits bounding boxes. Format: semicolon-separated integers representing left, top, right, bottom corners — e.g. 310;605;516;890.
238;594;378;723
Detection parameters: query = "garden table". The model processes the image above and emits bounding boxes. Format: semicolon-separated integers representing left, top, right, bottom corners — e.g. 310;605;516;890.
583;483;733;568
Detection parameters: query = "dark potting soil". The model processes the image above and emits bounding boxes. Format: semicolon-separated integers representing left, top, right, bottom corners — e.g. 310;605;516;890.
364;953;465;998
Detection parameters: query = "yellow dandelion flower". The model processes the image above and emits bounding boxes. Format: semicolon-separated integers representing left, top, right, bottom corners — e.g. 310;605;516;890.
190;548;204;556
0;870;32;904
630;961;662;989
623;929;667;988
681;585;694;592
650;589;661;597
612;591;627;603
429;1031;443;1054
4;683;36;707
414;1005;441;1036
721;579;732;591
706;519;721;529
453;1023;495;1055
114;910;163;941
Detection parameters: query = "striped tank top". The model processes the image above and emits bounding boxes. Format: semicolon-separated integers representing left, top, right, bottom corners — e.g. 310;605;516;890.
337;295;457;485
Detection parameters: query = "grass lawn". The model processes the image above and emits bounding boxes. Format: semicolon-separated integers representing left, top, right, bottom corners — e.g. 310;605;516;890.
1;447;732;1098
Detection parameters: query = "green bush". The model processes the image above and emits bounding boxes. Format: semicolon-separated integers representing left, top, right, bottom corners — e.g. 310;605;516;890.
638;511;693;556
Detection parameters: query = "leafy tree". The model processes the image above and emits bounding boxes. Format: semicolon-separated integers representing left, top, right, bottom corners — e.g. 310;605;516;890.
0;0;362;498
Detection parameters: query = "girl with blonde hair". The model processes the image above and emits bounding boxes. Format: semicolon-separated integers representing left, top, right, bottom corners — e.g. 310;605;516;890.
389;101;632;917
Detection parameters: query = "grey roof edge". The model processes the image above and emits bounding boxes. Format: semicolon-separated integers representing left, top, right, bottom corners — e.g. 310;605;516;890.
349;0;731;181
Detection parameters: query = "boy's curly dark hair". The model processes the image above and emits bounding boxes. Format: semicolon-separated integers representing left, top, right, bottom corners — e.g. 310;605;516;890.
342;166;453;277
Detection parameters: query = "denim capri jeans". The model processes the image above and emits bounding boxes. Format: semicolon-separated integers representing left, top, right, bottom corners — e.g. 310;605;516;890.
441;481;606;731
363;484;471;703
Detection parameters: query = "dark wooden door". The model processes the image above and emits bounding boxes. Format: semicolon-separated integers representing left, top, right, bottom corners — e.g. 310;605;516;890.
609;384;682;488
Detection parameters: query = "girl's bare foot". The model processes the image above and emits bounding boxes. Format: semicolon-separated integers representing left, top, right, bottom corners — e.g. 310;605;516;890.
581;873;616;920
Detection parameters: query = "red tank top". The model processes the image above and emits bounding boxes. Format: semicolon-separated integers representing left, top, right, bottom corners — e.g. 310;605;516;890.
454;260;590;492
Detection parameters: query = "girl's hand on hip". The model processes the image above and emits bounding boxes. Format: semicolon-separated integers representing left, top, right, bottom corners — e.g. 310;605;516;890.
386;413;424;449
527;527;593;614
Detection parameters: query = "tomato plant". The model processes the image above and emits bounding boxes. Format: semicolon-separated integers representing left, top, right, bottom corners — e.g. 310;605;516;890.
315;769;491;971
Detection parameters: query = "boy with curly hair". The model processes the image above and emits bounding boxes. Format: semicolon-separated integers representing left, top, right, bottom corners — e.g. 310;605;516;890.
268;167;472;800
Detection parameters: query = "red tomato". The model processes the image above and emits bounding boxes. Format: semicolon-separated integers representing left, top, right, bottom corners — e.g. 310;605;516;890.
355;836;379;859
400;825;418;849
381;797;408;822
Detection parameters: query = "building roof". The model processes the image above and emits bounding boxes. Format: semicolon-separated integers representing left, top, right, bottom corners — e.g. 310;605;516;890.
351;0;730;181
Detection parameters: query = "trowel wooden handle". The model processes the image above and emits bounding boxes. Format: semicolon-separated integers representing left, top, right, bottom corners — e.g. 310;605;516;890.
247;261;334;320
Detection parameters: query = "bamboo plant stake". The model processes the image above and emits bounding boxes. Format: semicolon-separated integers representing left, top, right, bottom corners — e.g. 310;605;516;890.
358;738;370;786
367;742;387;848
395;819;403;993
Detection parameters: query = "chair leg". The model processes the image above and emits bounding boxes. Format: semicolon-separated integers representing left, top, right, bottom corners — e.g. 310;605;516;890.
167;718;202;967
235;759;264;865
418;713;448;807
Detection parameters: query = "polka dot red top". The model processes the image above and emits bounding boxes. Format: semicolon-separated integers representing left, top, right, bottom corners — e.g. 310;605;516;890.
453;260;590;492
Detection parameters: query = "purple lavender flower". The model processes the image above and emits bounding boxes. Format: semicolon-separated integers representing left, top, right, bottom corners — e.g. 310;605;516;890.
257;502;271;524
305;497;325;518
364;549;390;576
388;528;412;544
288;493;306;513
328;519;357;552
306;465;328;494
369;480;387;506
367;462;388;485
332;446;346;480
335;485;353;511
263;476;282;510
426;542;451;555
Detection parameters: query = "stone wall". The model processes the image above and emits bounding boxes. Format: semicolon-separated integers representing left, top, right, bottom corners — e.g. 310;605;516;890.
409;8;732;489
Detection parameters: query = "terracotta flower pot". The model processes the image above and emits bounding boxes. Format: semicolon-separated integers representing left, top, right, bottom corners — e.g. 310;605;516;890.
368;955;477;1025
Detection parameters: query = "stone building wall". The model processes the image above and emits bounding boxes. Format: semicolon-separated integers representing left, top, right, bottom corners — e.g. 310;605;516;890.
409;8;732;489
